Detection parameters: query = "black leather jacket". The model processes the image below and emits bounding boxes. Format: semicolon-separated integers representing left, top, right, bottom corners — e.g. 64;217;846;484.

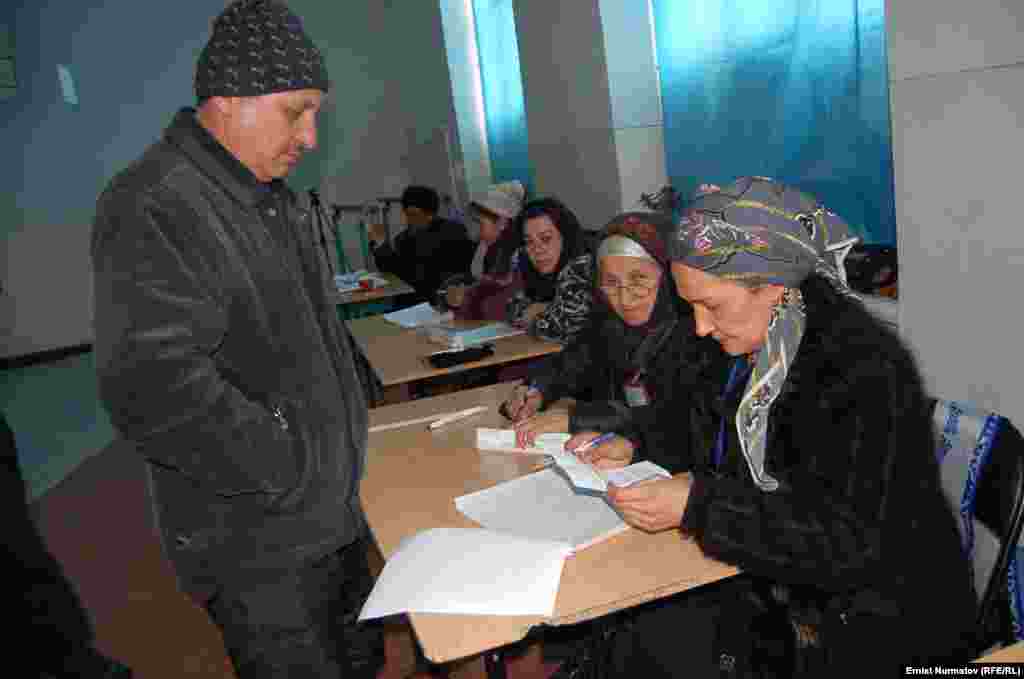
92;109;369;593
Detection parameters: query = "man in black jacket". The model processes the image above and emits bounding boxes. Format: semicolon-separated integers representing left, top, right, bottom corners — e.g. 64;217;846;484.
368;185;474;302
90;1;383;676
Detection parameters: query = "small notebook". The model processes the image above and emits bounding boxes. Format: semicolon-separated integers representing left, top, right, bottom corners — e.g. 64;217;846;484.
382;302;453;328
423;321;526;350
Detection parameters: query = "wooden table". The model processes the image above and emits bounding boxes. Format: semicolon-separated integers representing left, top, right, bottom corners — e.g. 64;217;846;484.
361;382;739;666
974;640;1024;663
347;316;562;387
330;272;415;306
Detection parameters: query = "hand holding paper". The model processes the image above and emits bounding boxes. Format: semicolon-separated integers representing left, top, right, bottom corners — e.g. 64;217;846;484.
607;472;692;533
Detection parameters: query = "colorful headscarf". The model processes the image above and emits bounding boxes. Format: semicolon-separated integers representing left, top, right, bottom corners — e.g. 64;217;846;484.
670;177;860;492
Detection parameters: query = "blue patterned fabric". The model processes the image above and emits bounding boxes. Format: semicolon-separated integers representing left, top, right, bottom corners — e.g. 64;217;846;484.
934;399;1023;640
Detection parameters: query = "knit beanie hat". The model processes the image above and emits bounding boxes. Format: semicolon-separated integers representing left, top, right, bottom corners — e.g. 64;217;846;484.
472;180;526;220
195;0;329;99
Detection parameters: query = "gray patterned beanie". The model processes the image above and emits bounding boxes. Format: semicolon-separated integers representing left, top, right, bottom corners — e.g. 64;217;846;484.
195;0;329;100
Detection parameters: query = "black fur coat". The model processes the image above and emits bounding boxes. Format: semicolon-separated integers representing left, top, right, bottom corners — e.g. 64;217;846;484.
679;275;976;668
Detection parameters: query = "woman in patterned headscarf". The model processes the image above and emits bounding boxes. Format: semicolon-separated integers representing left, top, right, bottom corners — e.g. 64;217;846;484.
574;178;975;677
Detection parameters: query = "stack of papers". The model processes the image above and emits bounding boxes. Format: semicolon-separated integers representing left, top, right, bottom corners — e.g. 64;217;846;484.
359;528;571;620
422;321;525;350
358;429;672;622
382;302;453;328
334;270;389;293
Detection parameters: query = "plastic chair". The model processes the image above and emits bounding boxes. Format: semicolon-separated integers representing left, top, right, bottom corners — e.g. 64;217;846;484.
933;399;1024;656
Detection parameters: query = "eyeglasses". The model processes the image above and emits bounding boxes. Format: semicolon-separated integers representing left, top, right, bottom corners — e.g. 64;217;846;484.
599;277;659;300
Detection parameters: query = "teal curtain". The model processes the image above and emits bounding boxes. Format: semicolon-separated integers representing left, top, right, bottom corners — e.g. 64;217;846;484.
472;0;533;190
651;0;896;245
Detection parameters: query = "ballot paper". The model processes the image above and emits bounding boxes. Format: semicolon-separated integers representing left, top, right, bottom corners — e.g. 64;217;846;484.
604;461;672;488
381;302;453;328
456;468;629;552
475;428;606;492
358;527;571;620
476;428;570;454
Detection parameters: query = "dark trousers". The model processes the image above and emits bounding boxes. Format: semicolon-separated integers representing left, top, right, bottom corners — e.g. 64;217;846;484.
204;540;385;679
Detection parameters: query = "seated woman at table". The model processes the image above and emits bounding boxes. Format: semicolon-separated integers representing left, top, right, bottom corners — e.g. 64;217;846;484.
572;177;976;677
456;197;595;345
440;180;526;311
502;211;726;468
506;198;595;342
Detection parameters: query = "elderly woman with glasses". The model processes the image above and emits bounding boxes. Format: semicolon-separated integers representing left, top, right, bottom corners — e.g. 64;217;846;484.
571;178;975;677
502;212;726;462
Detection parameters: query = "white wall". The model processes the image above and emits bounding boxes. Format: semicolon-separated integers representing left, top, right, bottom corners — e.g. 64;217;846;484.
599;0;667;213
300;1;460;209
887;0;1024;422
440;0;493;211
514;0;622;230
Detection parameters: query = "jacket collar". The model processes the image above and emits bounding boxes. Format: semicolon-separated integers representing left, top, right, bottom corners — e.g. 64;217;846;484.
164;108;285;209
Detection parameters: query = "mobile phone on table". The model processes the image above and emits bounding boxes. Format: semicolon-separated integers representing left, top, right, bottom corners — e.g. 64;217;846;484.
426;343;495;369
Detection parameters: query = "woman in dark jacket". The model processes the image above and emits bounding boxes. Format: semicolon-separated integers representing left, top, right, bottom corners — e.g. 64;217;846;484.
574;178;976;676
487;198;596;343
503;211;725;471
454;197;594;345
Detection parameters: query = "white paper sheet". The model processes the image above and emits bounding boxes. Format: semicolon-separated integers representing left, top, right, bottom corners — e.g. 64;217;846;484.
382;302;453;328
455;468;629;552
604;461;672;488
545;448;609;493
475;428;570;454
475;429;606;492
358;527;571;620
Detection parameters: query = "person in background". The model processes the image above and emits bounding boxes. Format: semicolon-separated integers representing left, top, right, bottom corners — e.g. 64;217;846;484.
502;211;726;469
501;197;595;343
442;180;526;311
367;185;475;302
2;413;133;677
572;177;975;677
91;1;384;675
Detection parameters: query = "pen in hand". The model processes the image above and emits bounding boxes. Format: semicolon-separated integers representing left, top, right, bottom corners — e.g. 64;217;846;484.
570;432;616;456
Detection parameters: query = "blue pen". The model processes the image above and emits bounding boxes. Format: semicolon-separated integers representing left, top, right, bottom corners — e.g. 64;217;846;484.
572;431;616;454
